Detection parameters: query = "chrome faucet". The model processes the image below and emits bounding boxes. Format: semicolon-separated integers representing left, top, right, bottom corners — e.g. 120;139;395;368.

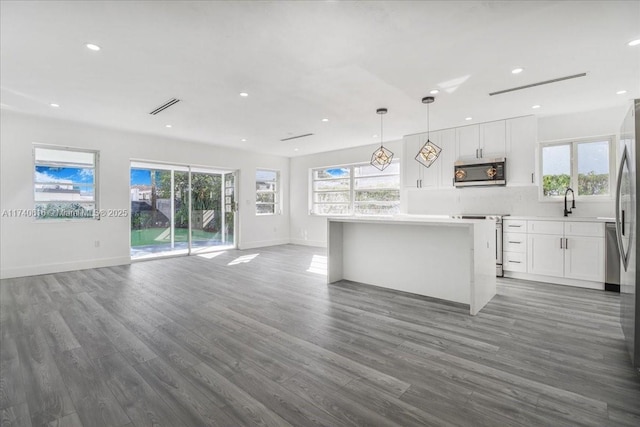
564;187;576;217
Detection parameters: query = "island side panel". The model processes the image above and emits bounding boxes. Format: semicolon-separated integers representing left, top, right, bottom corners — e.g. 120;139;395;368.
340;222;471;305
327;220;344;283
470;221;497;315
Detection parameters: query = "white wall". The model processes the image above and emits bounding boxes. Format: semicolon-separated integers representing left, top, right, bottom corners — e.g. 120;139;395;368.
289;140;402;247
291;106;626;247
538;104;628;142
0;111;290;278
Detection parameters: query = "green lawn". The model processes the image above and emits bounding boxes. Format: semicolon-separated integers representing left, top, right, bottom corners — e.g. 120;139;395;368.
131;227;219;246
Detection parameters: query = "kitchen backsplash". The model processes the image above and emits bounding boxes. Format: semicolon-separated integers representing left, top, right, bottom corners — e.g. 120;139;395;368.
405;186;614;218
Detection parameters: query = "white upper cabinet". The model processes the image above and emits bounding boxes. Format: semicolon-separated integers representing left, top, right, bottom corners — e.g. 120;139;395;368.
402;115;536;189
456;124;481;159
479;120;507;159
506;116;537;186
438;128;456;188
456;121;507;160
402;133;423;188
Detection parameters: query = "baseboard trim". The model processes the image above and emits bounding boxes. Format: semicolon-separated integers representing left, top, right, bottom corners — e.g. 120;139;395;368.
288;239;326;248
239;239;291;250
504;271;604;290
0;256;131;279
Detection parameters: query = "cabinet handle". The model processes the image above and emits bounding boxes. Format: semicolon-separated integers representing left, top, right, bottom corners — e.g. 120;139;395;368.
565;238;569;249
475;148;479;158
508;241;522;244
509;261;522;264
480;148;483;158
531;173;534;184
508;225;522;228
560;238;563;249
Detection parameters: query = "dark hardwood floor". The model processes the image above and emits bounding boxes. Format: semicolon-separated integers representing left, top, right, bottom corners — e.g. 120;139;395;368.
1;244;639;426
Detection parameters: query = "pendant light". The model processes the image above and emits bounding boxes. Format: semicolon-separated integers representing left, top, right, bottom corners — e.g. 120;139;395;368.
370;108;394;171
415;96;442;168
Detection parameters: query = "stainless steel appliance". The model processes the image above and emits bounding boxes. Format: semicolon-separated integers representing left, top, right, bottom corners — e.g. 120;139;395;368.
615;98;640;372
605;222;620;292
454;158;506;187
451;214;506;276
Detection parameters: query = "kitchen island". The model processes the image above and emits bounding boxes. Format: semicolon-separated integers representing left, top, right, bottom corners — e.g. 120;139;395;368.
327;216;496;315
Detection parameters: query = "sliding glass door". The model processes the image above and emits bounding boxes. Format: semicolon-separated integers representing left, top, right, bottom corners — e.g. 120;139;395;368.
130;162;236;260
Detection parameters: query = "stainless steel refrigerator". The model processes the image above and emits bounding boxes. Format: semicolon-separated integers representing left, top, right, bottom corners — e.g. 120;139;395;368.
615;98;640;372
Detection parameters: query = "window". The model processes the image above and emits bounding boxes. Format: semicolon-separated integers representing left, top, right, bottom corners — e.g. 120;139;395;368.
34;146;98;219
256;169;279;215
311;160;400;216
540;137;613;198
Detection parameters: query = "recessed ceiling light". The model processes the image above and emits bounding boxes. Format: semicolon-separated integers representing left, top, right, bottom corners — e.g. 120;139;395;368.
321;118;329;122
239;92;249;97
617;90;628;95
511;67;524;74
430;89;440;94
465;117;473;121
628;39;640;47
165;124;172;128
372;134;378;138
532;104;541;109
85;43;101;51
241;138;247;142
49;103;60;108
294;148;299;152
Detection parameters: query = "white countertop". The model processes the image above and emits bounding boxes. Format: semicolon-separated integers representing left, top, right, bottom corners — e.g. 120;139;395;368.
505;216;614;223
328;214;493;226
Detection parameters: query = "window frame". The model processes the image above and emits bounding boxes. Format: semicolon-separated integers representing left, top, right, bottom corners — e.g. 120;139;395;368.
33;144;100;220
309;159;400;216
255;168;280;216
538;136;615;202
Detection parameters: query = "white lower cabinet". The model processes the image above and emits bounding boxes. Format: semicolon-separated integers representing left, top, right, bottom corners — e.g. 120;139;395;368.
563;235;605;281
503;220;527;273
528;220;605;284
505;219;605;288
528;234;565;277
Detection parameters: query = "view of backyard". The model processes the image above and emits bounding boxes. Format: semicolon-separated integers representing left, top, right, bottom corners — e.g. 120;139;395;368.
130;165;235;258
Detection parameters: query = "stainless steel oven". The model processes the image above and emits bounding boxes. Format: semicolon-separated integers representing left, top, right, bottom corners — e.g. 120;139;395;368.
451;214;506;277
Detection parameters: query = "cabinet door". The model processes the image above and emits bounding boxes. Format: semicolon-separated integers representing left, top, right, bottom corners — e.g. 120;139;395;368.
528;234;564;277
456;124;480;159
564;236;605;281
506;116;536;185
479;120;506;158
438;128;456;188
402;134;423;188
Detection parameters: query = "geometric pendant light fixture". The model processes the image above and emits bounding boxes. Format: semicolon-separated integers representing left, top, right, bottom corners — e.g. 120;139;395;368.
370;108;394;171
415;96;442;168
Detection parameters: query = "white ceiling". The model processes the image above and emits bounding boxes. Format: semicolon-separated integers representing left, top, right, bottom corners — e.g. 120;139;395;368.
1;1;639;157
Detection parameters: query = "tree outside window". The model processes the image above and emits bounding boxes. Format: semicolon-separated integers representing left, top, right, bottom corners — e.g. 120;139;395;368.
541;138;612;198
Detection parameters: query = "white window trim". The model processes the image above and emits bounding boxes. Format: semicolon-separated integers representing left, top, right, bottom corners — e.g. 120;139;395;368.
256;168;280;216
309;159;400;216
33;143;100;220
537;135;615;202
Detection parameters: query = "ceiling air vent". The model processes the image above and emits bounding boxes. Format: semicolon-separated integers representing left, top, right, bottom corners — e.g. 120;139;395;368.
489;73;587;96
280;133;314;141
149;98;180;115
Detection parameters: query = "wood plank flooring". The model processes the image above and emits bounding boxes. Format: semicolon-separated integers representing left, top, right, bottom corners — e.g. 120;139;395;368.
1;244;639;426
